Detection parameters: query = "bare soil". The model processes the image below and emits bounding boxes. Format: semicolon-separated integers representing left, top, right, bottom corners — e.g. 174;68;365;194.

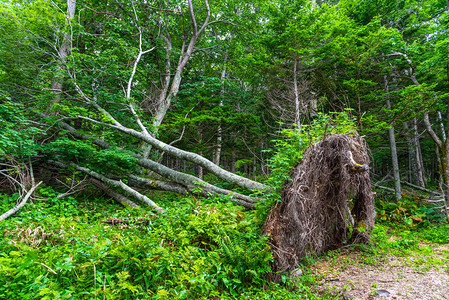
310;245;449;299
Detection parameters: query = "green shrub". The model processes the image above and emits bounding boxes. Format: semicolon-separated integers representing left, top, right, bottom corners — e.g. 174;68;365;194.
0;194;286;299
376;193;445;228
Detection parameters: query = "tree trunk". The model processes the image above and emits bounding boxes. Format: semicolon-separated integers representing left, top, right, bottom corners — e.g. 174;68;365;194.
77;114;269;191
403;121;418;183
293;60;301;130
91;179;139;208
50;0;76;106
41;116;258;207
198;152;203;180
134;0;215;159
51;160;165;213
151;0;212;131
403;120;426;187
385;75;401;200
412;118;426;187
214;62;226;165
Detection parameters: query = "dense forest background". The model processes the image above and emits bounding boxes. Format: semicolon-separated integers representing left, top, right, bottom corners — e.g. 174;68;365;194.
1;0;449;299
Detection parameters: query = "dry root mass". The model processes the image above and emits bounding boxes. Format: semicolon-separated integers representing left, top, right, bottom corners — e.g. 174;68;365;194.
263;133;375;280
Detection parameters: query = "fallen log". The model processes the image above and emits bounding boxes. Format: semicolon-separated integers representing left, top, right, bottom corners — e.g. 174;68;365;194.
402;181;442;196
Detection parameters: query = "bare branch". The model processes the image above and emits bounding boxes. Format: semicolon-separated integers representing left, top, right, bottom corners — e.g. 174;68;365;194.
78;2;120;18
55;173;88;200
386;52;420;85
188;0;198;36
0;182;42;222
50;160;165;213
197;0;211;36
424;112;443;148
169;103;198;145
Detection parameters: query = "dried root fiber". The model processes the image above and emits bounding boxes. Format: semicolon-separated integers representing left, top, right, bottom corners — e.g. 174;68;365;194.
263;133;375;280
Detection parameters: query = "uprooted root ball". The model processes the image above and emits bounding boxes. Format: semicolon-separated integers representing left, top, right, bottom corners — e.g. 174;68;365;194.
263;133;375;281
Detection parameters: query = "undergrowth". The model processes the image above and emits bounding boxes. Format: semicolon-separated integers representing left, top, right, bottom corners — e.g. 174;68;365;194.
373;192;449;252
0;189;326;299
2;111;448;299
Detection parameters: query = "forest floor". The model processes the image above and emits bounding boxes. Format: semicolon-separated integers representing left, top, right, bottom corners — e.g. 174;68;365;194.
310;239;449;299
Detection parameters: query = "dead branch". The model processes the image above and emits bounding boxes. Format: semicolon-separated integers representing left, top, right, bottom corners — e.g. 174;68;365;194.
374;183;396;193
0;181;42;221
402;181;442;196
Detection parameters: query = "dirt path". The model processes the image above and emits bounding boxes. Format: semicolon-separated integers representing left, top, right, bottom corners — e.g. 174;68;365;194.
311;245;449;299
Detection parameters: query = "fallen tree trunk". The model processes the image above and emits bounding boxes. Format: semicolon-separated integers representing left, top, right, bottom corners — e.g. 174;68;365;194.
0;181;42;221
78;115;270;192
374;182;443;197
91;179;139;208
402;181;442;195
50;161;166;213
45;116;257;207
373;183;396;193
129;175;256;209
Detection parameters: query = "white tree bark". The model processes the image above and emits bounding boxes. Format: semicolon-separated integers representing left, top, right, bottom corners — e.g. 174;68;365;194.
50;0;76;105
44;116;258;207
91;179;139;208
151;0;212;131
77;113;269;191
293;60;301;130
412;118;426;187
403;120;426;187
0;182;42;221
403;121;417;183
51;161;165;213
384;75;402;200
214;62;227;165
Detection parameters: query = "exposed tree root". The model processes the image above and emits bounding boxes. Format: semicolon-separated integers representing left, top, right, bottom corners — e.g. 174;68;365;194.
263;134;375;281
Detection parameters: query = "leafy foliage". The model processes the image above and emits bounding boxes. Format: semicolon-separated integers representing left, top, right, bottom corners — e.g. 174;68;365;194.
0;193;324;299
45;139;139;174
376;193;445;228
0;100;42;157
268;111;357;191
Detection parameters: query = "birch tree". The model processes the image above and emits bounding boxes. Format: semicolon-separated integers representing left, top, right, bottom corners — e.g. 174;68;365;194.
384;75;402;200
17;0;269;211
50;0;76;106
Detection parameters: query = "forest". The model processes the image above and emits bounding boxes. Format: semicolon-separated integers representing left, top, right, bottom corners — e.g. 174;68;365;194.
1;0;449;299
